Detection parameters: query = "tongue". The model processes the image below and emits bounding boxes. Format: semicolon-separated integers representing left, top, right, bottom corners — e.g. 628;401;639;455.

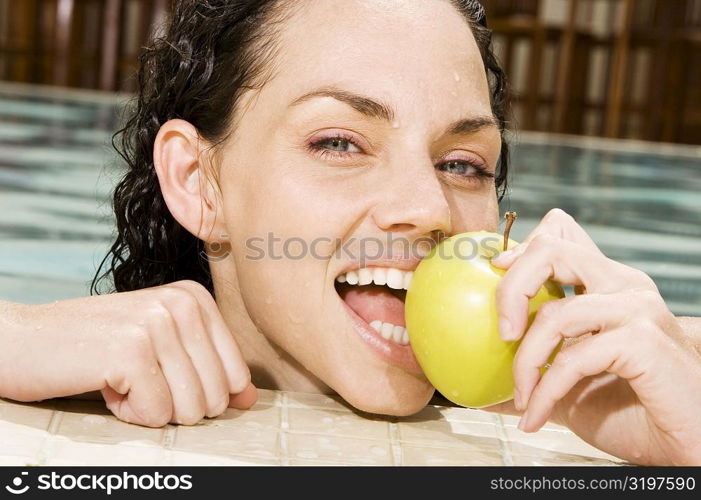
338;284;406;327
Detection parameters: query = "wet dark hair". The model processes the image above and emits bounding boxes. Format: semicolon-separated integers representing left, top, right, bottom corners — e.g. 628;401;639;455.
92;0;510;295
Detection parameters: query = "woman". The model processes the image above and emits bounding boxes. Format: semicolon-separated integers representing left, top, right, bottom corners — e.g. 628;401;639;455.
1;0;699;465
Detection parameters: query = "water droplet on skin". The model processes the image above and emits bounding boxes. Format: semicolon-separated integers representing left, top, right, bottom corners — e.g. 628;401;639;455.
265;296;273;305
195;333;202;341
180;384;187;390
150;367;158;375
453;71;461;82
391;120;400;129
34;325;43;331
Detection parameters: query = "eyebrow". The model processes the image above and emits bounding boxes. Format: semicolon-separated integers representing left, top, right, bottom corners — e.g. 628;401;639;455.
289;86;499;135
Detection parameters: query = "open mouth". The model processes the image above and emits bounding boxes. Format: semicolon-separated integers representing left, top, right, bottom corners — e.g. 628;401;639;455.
335;267;412;345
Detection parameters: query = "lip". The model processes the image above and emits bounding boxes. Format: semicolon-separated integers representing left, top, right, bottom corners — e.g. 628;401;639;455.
338;292;423;374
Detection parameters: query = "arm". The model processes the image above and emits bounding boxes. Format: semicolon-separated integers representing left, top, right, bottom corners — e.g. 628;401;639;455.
0;281;255;426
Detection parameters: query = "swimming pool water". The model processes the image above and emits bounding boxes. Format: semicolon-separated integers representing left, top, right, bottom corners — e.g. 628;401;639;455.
1;82;700;316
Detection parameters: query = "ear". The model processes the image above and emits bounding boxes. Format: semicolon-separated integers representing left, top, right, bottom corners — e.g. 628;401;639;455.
153;119;227;244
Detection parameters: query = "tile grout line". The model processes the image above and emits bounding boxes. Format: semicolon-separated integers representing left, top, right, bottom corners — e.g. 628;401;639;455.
279;392;290;466
36;408;64;465
161;424;178;465
388;421;403;466
493;414;514;466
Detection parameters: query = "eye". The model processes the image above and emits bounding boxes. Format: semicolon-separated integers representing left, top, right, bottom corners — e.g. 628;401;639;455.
307;133;363;160
437;159;494;180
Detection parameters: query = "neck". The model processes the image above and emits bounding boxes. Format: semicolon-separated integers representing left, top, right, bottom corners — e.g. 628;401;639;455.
210;258;332;395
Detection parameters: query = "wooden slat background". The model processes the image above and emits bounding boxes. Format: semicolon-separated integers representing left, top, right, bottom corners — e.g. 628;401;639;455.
0;0;699;144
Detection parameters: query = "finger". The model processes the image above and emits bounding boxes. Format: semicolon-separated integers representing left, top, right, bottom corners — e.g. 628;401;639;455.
495;233;638;342
517;331;619;432
492;209;603;270
148;310;208;425
228;382;258;410
481;399;521;417
521;209;603;254
512;292;645;411
518;324;701;433
102;356;173;427
167;298;231;418
170;281;252;394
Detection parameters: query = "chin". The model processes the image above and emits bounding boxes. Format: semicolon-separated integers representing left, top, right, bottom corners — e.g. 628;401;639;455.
331;373;436;417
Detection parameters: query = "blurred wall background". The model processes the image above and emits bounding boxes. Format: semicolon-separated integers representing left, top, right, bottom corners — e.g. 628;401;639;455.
0;0;699;144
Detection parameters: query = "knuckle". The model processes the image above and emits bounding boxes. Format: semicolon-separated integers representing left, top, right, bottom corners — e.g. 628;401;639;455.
207;392;230;418
158;285;199;311
122;327;153;362
177;414;204;426
146;406;172;428
530;233;559;252
535;299;560;323
551;348;576;372
636;271;657;290
627;289;671;326
144;300;174;328
230;370;251;395
175;280;214;305
176;279;209;294
544;208;573;223
172;402;206;425
634;289;664;310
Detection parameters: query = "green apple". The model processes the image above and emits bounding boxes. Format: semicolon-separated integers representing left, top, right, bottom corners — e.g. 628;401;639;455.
405;231;564;408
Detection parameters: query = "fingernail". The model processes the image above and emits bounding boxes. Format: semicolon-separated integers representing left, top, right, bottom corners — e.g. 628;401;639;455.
499;316;514;341
518;411;530;432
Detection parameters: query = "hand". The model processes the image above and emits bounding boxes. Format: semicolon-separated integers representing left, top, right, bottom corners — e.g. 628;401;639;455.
488;208;701;465
0;280;255;427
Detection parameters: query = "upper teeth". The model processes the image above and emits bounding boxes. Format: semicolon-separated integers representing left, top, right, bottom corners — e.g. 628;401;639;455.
336;267;413;290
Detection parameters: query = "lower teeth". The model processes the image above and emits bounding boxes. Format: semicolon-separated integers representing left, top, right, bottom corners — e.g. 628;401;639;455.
369;320;410;345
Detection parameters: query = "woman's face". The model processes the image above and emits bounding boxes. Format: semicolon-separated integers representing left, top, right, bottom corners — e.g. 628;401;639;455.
210;0;501;415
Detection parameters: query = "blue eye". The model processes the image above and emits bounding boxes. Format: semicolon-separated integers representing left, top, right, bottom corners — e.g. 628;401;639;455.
317;137;360;153
437;160;494;179
307;134;363;160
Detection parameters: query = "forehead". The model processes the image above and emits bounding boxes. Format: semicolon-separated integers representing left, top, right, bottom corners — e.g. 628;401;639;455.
261;0;492;117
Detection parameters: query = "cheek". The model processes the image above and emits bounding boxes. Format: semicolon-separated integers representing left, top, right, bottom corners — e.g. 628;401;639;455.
445;187;500;233
221;151;373;254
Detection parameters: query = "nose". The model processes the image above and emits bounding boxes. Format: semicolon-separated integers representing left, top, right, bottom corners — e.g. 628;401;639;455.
371;155;452;240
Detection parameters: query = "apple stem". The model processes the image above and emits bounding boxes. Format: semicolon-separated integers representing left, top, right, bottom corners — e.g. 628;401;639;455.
503;211;518;251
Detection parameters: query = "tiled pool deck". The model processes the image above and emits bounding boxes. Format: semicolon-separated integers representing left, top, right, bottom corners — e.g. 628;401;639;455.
0;389;624;466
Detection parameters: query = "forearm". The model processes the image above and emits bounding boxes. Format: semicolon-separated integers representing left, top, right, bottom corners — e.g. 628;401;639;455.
0;300;28;398
678;317;701;355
